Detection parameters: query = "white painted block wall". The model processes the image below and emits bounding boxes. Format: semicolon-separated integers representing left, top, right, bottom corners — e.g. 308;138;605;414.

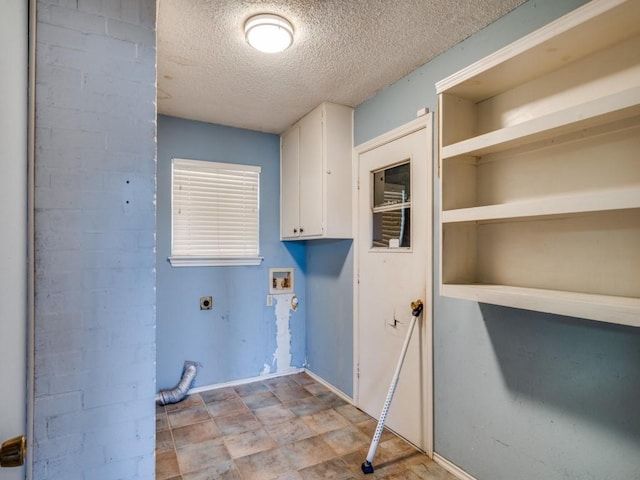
34;1;156;478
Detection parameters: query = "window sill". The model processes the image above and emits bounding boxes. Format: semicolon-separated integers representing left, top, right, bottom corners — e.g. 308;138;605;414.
169;256;264;267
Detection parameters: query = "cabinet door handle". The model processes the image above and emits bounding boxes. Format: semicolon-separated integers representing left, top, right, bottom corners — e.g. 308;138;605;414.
293;228;298;234
300;228;304;233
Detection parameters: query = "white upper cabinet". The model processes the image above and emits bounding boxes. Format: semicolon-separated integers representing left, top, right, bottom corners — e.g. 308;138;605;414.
280;102;354;240
436;0;640;327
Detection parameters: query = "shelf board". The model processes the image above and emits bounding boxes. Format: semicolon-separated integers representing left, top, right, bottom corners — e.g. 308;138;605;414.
435;0;640;101
441;284;640;327
441;186;640;223
441;87;640;160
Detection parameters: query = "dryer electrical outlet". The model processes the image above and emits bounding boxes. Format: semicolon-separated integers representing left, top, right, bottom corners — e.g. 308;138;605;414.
200;296;213;310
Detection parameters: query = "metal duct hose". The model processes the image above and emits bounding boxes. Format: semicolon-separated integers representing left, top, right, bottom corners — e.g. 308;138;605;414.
156;361;199;406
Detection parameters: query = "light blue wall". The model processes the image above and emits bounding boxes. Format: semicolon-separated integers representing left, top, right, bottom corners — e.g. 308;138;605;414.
305;240;354;396
352;1;640;480
157;115;306;389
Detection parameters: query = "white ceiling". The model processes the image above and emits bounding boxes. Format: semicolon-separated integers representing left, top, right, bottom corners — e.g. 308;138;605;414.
157;0;525;134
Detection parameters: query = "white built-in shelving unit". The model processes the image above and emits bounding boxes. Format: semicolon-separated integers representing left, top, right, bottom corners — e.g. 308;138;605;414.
436;0;640;327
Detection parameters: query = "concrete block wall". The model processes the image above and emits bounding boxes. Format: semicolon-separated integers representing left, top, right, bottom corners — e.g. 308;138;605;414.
34;1;156;478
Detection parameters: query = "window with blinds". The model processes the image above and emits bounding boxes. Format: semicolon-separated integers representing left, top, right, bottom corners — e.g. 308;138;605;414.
170;158;263;266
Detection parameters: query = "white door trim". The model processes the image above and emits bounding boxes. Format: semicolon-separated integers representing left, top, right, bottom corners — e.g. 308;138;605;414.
354;116;432;155
352;114;434;457
27;2;37;478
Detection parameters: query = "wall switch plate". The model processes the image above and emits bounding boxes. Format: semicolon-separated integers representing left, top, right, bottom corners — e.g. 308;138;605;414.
266;295;273;307
200;296;213;310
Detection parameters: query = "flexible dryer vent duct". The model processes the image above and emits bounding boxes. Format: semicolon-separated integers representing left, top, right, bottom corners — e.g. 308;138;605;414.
156;361;199;406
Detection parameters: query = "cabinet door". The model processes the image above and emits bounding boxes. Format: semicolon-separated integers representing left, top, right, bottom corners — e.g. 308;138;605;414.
281;125;300;238
298;106;324;237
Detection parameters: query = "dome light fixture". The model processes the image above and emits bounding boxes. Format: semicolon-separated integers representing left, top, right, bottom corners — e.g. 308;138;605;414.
244;14;294;53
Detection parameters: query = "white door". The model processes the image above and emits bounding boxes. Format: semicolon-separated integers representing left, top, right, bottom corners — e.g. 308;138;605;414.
355;116;433;453
1;2;28;478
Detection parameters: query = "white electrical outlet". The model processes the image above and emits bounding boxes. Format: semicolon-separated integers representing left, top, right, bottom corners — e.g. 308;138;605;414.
266;295;273;307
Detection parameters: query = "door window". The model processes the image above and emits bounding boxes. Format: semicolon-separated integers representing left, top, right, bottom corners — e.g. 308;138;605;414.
371;161;411;248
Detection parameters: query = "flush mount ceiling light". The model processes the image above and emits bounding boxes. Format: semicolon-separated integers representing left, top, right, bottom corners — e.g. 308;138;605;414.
244;14;294;53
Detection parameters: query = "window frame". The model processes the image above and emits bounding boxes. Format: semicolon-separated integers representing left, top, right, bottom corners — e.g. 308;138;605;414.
169;158;263;267
370;159;412;251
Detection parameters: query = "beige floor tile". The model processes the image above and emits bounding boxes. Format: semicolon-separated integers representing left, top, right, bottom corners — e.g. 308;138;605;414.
290;372;315;386
303;382;331;396
234;448;294;480
172;419;221;448
279;436;337;470
200;386;238;403
235;381;270;397
302;408;350;434
317;390;348;408
338;448;375;478
272;385;312;403
263;376;299;390
286;396;328;417
156;411;170;432
176;437;230;474
375;436;419;463
224;428;276;459
216;411;261;436
377;469;423;480
156;429;175;453
243;391;281;410
264;417;315;445
407;458;458;480
356;418;396;443
156;450;180;480
206;397;250;418
272;472;303;480
363;447;422;478
156;373;430;480
182;459;241;479
168;404;211;429
321;425;371;455
253;403;296;426
335;404;371;424
297;457;357;480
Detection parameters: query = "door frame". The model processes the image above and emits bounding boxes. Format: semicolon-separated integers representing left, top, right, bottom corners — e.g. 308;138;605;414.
352;114;434;457
0;1;32;479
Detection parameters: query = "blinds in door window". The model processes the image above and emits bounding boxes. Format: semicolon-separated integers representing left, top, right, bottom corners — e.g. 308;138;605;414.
171;158;261;265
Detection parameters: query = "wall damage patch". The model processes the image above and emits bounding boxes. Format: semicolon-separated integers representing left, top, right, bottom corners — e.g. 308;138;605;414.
269;292;296;374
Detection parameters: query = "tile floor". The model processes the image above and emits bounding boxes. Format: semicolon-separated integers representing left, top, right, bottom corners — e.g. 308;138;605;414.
156;372;456;480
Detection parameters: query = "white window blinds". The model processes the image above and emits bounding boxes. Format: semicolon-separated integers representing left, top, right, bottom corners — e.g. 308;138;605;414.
170;158;262;266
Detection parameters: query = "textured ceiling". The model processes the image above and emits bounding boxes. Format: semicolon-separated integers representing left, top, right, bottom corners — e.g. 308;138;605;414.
157;0;525;134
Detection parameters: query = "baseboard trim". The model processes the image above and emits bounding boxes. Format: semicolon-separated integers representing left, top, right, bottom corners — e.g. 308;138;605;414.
303;369;354;404
188;367;304;394
188;368;356;406
433;453;478;480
